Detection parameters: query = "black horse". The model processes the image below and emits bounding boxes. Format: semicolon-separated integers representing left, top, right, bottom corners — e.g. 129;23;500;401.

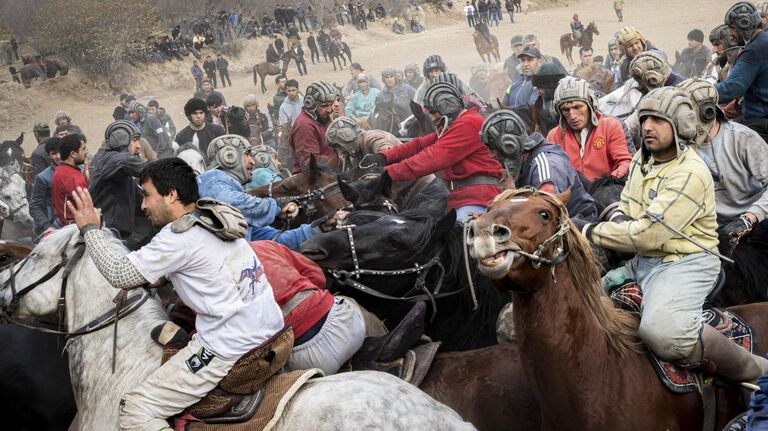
399;100;436;138
370;101;406;137
338;169;448;218
327;41;352;71
301;209;511;351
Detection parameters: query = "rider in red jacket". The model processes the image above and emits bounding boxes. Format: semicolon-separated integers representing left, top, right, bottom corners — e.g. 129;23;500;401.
363;81;502;220
290;81;339;173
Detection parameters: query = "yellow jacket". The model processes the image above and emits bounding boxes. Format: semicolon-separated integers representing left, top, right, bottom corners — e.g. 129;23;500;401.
590;147;718;262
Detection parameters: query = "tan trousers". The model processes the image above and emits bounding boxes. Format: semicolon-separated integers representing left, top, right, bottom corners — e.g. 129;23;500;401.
119;337;237;431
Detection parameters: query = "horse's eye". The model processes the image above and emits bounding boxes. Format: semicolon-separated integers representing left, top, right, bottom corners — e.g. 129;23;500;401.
539;210;550;220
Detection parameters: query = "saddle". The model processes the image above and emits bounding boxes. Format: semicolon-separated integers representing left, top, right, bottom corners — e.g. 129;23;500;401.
347;301;441;387
608;281;755;394
153;323;298;426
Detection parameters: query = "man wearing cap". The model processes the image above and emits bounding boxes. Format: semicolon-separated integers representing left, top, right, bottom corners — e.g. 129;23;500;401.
480;110;597;220
243;94;276;148
716;2;768;135
30;122;52;177
278;79;304;129
522;34;568;74
290;80;339;172
673;29;711;79
342;63;381;99
346;74;381;125
503;35;524;81
546;77;632;182
174;98;226;162
404;63;424;90
581;86;768;385
376;67;416;123
129;102;173;159
359;81;503;221
198;134;333;250
503;46;542;117
194;78;226;106
678;78;768;250
88;121;148;245
29;137;61;237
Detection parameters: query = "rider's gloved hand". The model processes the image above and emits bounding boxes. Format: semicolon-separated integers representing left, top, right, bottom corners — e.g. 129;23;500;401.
311;209;349;233
721;214;754;240
359;153;387;169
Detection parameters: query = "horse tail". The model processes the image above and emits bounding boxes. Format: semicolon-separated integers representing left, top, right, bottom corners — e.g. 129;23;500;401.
253;66;258;87
560;36;567;56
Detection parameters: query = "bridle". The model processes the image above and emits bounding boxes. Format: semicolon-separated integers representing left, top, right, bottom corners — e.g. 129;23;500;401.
0;242;148;371
329;219;461;321
270;180;344;222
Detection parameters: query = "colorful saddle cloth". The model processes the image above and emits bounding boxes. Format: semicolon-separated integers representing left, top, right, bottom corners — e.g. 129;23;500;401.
609;281;755;393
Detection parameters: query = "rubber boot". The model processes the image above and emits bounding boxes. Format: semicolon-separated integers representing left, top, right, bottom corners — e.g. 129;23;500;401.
685;324;768;382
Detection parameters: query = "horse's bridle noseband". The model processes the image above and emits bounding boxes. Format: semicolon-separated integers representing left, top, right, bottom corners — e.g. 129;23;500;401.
329;220;461;322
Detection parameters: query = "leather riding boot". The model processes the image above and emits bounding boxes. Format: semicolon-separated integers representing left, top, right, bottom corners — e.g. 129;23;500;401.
686;324;768;382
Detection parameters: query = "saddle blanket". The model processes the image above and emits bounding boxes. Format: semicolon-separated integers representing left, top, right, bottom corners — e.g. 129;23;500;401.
609;282;755;393
177;368;323;431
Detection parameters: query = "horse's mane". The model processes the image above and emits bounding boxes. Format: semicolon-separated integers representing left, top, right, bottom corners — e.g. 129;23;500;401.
494;188;641;356
582;174;626;195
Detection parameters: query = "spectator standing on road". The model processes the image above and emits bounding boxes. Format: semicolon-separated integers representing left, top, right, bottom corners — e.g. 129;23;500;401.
203;55;218;88
464;2;476;27
216;54;232;87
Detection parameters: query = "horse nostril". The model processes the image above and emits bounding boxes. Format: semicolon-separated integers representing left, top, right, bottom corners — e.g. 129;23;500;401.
492;224;511;242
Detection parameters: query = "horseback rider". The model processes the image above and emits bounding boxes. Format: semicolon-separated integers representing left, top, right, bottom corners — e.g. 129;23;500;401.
197;134;334;250
88;121;148;247
503;46;542;117
616;26;659;82
325;116;400;171
716;2;768;140
479;109;597;221
266;43;283;71
346;74;381;124
65;158;286;431
570;14;585;43
630;51;685;95
342;63;381;100
547;77;633;182
359;81;503;221
290;80;339;172
678;78;768;250
413;54;447;105
403;63;424;90
707;25;738;83
530;62;566;133
376;67;416;123
581;86;768;382
433;72;486;112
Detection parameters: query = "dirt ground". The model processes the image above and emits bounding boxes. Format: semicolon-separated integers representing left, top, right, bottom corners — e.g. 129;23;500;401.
0;0;729;154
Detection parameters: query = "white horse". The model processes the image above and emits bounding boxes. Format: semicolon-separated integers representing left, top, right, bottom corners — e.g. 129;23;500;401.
598;78;642;120
175;143;207;176
0;163;33;241
0;225;475;431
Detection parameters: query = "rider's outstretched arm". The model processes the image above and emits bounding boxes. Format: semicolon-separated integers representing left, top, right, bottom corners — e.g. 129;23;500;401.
82;227;148;289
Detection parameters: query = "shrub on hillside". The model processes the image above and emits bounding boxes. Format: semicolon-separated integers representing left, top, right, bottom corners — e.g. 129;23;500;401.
28;0;159;88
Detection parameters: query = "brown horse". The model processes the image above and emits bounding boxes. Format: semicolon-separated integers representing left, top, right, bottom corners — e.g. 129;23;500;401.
42;59;69;78
0;239;32;267
473;32;500;64
468;187;768;431
248;155;347;226
20;63;46;88
575;63;614;94
253;50;295;94
560;21;599;66
485;71;511;107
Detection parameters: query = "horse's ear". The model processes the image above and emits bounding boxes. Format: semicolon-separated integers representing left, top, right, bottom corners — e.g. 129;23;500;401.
556;189;572;206
410;101;423;119
435;210;457;236
308;154;318;181
496;98;508;110
14;133;23;147
378;172;393;197
338;176;360;203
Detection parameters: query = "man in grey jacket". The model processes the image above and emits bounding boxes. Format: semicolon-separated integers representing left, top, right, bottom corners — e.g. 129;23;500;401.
678;78;768;245
129;101;174;159
148;100;177;142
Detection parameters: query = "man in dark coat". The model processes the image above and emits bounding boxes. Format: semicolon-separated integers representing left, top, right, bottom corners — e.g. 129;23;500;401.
203;55;218;88
89;121;148;244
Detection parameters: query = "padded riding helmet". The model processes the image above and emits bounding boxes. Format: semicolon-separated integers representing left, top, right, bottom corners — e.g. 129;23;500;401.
725;1;762;44
128;101;147;115
251;144;279;171
709;24;735;48
636;87;698;161
326;116;362;156
404;63;421;77
676;78;724;145
424;81;465;132
422;54;446;78
616;26;647;55
303;80;338;120
104;120;141;151
432;72;467;96
629;51;672;93
758;1;768;21
207;134;253;185
552;76;599;130
479;109;534;180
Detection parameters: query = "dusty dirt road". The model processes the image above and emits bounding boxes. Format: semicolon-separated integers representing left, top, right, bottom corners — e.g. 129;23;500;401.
1;0;728;153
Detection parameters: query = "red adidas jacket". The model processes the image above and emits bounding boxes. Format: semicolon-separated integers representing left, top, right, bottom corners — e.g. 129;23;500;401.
382;108;502;209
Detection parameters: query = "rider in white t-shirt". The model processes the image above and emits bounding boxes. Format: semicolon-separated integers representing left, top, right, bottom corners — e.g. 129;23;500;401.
66;157;284;431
